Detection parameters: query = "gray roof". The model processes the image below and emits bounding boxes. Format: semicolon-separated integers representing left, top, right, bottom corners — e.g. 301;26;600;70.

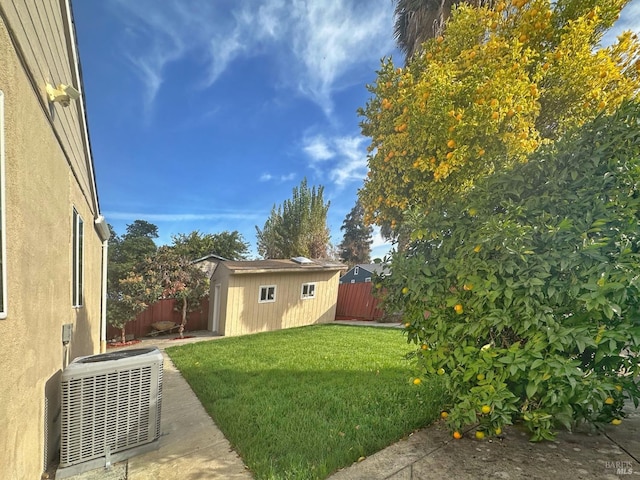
354;264;390;275
222;258;347;275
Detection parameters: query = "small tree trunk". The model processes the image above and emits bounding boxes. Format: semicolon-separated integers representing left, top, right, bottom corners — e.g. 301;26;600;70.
179;298;188;339
120;326;126;344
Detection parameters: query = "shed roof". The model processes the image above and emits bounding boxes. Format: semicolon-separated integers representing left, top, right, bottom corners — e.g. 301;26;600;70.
221;259;346;275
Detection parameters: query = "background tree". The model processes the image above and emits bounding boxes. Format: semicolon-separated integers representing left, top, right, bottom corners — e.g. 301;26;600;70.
171;230;250;260
256;178;331;259
152;246;209;338
107;220;159;340
394;0;493;63
359;0;639;239
339;199;373;266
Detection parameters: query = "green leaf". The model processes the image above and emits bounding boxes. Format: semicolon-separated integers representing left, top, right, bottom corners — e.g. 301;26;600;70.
526;382;537;399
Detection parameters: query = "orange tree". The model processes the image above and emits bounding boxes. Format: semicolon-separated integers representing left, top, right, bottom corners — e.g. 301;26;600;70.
382;102;640;440
358;0;640;236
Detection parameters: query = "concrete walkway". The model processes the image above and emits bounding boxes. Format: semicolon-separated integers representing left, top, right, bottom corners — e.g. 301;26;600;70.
60;323;640;479
61;332;251;480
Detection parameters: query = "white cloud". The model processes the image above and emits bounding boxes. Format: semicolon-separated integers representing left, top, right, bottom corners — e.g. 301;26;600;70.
260;172;296;182
370;227;393;260
287;0;393;115
601;0;640;46
303;135;335;161
302;133;368;188
111;0;394;115
105;211;261;222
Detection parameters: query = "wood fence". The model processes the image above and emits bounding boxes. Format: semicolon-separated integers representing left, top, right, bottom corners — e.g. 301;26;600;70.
335;282;384;321
107;297;210;340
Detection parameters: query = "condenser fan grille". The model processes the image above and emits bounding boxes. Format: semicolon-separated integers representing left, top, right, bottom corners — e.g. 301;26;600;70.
59;349;163;469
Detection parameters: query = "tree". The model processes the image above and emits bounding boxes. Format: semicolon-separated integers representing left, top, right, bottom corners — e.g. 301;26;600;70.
381;101;640;440
256;178;331;259
339;199;373;266
107;258;161;344
153;247;209;338
125;219;158;239
107;220;159;341
359;0;640;239
109;220;158;284
394;0;492;63
171;230;250;260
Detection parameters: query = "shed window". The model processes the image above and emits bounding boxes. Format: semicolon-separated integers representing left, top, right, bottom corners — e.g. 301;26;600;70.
354;266;359;275
365;277;372;283
0;91;6;318
259;285;276;303
301;283;316;299
72;208;84;307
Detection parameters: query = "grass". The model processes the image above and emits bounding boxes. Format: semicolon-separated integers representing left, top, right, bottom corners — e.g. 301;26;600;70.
166;324;446;480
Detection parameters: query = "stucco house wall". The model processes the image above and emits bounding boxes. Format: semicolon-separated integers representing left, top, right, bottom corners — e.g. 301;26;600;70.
0;1;106;478
210;259;344;337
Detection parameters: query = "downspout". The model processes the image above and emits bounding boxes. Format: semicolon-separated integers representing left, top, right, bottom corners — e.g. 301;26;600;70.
99;240;108;352
94;216;110;352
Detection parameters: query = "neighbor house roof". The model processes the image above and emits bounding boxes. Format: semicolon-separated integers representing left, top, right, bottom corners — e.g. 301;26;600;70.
221;258;347;275
354;264;390;275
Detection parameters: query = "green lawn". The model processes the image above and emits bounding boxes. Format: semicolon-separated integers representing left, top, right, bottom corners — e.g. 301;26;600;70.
166;324;446;480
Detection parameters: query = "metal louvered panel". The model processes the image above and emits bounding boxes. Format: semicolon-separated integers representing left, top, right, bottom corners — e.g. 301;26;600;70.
60;348;163;468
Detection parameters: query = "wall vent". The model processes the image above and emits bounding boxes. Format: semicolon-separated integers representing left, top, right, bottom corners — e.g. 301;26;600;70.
56;348;163;478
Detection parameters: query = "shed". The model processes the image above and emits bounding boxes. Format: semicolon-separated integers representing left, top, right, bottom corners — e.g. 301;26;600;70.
209;258;346;336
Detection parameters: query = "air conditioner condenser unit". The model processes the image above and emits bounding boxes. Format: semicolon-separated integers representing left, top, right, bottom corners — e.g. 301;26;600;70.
56;347;163;479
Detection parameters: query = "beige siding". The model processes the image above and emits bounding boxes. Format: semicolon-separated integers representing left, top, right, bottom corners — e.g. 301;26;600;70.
211;266;340;337
0;0;96;215
0;3;103;479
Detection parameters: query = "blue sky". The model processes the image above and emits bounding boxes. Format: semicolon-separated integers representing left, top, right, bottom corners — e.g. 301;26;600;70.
71;0;640;260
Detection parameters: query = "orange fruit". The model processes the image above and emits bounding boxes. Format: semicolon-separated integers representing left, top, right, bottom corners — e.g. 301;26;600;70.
476;373;485;381
615;385;623;392
437;368;446;375
481;405;491;414
441;411;449;419
475;430;485;440
611;418;622;425
453;431;462;439
447;139;456;149
474;245;482;253
413;378;422;385
402;287;409;295
604;397;615;405
421;344;429;350
404;322;411;328
454;304;464;314
495;427;502;435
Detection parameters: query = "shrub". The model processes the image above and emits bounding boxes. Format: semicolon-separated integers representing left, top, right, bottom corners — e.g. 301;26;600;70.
380;101;640;440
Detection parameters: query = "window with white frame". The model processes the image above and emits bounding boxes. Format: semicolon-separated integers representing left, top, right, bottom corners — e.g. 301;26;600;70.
365;277;372;282
354;266;359;275
259;285;276;303
301;282;316;299
0;91;6;319
72;208;84;307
